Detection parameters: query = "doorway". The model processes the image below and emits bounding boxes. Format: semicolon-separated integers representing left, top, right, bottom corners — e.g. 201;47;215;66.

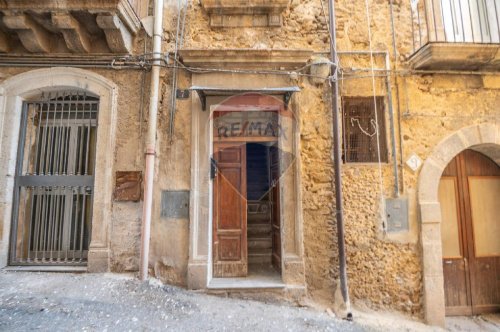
10;92;98;265
438;149;500;315
211;108;283;279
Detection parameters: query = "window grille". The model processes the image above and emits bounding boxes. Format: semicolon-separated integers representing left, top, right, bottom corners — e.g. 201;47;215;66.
342;97;388;163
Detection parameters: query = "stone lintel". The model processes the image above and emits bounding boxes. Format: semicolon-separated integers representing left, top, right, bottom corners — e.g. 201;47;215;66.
179;49;313;71
3;13;53;53
52;12;91;53
201;0;288;27
408;43;500;71
96;14;133;54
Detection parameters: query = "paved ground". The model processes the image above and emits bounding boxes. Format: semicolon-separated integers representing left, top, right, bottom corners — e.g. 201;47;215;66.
0;271;498;332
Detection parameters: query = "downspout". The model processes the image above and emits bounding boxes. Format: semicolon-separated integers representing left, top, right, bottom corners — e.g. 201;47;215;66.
384;52;400;197
140;0;164;281
327;0;352;320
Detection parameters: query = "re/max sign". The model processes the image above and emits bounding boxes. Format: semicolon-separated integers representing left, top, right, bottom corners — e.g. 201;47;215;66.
215;121;287;139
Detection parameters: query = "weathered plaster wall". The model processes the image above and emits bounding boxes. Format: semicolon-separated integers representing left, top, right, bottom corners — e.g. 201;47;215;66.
154;0;500;317
0;67;146;273
0;0;498;321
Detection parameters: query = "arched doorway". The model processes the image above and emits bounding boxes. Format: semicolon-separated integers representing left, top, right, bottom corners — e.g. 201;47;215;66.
9;92;99;265
0;67;118;272
417;123;499;326
438;149;500;315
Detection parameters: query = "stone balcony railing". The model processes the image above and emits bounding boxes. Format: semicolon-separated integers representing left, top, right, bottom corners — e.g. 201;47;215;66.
200;0;289;27
408;0;499;70
0;0;146;54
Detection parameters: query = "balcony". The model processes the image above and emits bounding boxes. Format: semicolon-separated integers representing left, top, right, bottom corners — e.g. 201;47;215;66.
408;0;500;70
0;0;146;54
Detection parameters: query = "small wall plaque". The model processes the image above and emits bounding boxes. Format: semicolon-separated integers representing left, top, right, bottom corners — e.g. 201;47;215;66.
114;171;142;202
161;190;190;219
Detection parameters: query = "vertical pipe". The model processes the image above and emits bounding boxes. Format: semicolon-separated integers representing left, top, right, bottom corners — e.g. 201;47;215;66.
384;53;399;197
140;0;164;281
327;0;352;320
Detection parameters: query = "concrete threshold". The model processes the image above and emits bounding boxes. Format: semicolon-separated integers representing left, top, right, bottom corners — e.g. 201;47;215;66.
208;277;286;290
3;266;87;273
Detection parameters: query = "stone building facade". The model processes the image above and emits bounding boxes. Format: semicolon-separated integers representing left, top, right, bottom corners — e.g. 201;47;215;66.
0;0;498;327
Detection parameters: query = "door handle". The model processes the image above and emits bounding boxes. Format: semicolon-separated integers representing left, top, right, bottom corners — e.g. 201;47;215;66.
444;260;453;264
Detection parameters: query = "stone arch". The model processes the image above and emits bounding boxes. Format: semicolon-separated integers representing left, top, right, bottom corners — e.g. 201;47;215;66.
0;67;118;272
418;123;500;326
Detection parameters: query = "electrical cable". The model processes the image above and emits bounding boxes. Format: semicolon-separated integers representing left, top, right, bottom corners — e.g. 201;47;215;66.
363;0;386;232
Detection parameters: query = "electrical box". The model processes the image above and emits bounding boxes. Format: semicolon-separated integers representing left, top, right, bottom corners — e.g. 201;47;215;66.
161;190;190;219
385;197;409;233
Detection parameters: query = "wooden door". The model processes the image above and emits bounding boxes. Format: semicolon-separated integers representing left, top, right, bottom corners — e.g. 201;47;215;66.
213;143;248;277
439;149;500;316
270;144;281;271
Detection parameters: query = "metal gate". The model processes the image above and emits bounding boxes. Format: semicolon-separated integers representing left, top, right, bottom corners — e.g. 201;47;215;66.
10;92;99;265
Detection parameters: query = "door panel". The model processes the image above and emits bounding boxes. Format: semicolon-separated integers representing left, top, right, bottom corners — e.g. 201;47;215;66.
439;149;500;316
213;143;248;277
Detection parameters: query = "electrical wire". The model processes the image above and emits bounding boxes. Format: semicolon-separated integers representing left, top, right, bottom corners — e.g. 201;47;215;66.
363;0;386;232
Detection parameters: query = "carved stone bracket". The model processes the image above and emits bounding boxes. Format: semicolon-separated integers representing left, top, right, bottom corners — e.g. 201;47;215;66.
0;30;11;53
3;14;53;53
96;14;133;53
52;13;92;53
0;0;142;54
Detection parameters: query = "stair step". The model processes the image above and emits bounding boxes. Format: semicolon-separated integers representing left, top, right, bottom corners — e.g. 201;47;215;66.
248;224;272;236
248;249;272;264
248;255;272;264
247;215;271;223
248;238;272;250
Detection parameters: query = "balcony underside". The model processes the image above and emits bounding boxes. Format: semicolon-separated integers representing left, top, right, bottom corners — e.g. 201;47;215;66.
409;43;500;71
0;0;142;54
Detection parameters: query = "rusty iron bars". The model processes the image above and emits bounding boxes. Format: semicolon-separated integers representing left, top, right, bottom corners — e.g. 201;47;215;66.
410;0;500;53
9;92;99;266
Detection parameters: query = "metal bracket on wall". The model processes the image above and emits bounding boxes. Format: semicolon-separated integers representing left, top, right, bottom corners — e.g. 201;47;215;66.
176;89;190;99
189;86;300;111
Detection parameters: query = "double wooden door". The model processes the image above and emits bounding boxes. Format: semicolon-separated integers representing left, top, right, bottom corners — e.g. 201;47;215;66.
439;149;500;315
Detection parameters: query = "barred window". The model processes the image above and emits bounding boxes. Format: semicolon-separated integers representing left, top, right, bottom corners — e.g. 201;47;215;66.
342;97;388;163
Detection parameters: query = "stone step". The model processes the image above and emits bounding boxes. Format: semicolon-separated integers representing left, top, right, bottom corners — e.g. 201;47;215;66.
248;250;272;264
247;214;271;223
247;223;272;236
248;237;272;250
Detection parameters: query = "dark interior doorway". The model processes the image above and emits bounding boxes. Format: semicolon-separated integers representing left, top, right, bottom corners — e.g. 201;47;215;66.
246;143;281;276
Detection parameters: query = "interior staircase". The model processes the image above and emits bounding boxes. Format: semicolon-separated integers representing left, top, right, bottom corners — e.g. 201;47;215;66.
246;143;273;266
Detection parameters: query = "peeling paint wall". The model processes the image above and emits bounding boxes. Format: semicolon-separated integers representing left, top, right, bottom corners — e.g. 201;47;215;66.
0;0;498;320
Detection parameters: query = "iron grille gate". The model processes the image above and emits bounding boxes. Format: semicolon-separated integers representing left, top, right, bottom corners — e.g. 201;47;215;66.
10;92;99;265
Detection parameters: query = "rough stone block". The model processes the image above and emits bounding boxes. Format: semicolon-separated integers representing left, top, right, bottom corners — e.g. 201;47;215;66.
478;123;498;144
431;132;467;167
417;160;444;202
423;275;445;327
419;201;441;224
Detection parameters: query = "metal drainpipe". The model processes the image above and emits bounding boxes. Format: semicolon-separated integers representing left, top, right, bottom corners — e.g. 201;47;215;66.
140;0;164;281
327;0;352;320
384;52;400;197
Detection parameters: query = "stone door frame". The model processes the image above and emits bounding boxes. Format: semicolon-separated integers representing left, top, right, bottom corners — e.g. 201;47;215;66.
418;123;500;326
0;67;118;272
187;73;306;290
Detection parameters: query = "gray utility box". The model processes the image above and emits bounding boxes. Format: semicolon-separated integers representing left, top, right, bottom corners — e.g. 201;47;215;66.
161;190;190;219
385;197;409;233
